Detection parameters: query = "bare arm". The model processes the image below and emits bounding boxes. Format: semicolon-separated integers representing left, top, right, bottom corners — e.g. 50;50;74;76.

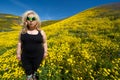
16;32;22;61
41;30;48;58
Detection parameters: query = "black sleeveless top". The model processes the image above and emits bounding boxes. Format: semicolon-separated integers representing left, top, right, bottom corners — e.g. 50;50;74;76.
20;30;44;57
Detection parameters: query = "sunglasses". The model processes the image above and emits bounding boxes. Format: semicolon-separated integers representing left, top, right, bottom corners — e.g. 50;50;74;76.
26;17;36;21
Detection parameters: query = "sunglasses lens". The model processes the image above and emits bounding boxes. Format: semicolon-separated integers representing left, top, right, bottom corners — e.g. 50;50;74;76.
26;17;30;20
32;17;36;21
26;17;36;21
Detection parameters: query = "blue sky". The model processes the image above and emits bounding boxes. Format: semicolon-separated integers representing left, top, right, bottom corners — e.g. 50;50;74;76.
0;0;120;21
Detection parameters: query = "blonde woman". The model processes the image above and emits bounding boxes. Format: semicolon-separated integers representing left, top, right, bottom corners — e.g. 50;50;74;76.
16;10;47;80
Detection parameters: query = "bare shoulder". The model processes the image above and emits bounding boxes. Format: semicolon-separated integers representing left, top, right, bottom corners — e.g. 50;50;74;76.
40;30;46;36
40;30;47;41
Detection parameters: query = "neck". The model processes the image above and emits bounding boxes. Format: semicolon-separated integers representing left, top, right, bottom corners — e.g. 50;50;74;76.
29;28;36;31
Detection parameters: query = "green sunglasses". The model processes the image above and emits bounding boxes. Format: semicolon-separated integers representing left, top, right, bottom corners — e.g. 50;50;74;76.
26;17;36;21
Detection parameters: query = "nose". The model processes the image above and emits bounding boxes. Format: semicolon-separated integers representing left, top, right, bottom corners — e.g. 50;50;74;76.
29;21;33;24
29;20;33;22
29;21;33;23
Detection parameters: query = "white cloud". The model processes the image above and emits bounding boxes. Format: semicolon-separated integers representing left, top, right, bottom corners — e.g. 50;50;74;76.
44;13;54;20
10;0;30;9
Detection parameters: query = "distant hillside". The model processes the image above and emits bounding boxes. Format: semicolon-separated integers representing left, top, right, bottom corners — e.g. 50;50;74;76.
0;13;62;32
41;20;62;27
0;13;21;32
89;2;120;19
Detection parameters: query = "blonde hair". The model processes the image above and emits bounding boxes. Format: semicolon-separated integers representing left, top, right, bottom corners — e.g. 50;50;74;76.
21;10;41;34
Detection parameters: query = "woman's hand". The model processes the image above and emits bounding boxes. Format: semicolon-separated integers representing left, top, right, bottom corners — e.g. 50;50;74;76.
16;54;21;61
43;53;47;59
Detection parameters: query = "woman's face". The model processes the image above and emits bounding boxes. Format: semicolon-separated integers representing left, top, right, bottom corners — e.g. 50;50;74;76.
26;13;37;29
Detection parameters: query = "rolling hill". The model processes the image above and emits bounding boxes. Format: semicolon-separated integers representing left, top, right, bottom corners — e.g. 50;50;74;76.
0;2;120;80
0;13;21;32
0;13;62;32
41;20;62;27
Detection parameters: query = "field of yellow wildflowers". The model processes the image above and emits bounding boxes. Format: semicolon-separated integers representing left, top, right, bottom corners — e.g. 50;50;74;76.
0;3;120;80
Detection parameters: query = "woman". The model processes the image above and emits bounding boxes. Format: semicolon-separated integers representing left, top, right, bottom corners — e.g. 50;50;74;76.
16;10;47;80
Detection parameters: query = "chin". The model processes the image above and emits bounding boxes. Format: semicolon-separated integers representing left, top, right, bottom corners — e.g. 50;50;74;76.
28;25;35;29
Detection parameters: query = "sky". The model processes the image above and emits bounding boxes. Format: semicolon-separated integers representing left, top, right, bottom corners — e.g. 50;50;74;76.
0;0;120;21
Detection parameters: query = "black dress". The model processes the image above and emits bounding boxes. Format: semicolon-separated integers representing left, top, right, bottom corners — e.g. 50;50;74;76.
20;30;44;75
